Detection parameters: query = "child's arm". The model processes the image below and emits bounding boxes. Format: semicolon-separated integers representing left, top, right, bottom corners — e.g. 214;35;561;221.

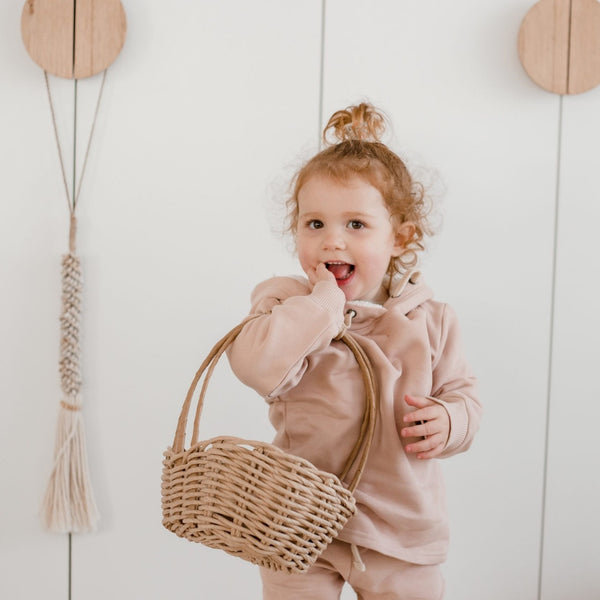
402;303;481;459
227;276;346;398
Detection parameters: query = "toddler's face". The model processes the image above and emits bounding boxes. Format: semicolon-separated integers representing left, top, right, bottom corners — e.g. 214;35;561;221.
296;175;405;303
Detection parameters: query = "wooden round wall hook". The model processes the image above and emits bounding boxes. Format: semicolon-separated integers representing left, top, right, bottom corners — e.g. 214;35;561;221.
21;0;127;79
518;0;600;94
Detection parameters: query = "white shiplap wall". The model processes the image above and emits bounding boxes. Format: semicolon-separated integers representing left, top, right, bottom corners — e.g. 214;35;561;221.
0;1;598;599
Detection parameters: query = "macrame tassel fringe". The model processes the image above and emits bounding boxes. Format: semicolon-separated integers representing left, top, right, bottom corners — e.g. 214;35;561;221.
42;252;99;533
42;397;99;532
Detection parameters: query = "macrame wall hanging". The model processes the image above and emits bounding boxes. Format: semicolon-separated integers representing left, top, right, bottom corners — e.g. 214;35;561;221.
21;0;127;533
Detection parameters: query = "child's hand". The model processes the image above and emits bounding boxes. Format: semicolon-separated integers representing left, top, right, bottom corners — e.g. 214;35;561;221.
401;394;450;459
307;262;336;287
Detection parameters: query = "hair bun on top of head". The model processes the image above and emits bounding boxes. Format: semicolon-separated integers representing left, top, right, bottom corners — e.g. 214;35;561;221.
323;102;386;146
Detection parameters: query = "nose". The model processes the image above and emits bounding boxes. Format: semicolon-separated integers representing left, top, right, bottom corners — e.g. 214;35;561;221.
321;227;346;250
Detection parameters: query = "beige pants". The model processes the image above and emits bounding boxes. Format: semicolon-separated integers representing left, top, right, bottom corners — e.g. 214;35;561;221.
260;539;444;600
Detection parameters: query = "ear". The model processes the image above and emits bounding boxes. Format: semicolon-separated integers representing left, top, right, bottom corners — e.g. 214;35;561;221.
391;221;416;257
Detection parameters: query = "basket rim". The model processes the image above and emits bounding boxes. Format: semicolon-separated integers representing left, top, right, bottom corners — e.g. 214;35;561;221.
162;434;355;492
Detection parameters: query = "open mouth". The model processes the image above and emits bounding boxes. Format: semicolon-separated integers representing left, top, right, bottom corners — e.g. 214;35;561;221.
325;262;355;281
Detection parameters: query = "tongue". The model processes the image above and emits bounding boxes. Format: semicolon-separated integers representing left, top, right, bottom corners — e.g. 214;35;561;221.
327;264;352;280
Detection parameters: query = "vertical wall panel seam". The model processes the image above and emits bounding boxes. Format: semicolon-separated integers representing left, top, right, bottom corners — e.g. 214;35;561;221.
537;94;563;600
318;0;326;147
68;533;72;600
70;0;78;582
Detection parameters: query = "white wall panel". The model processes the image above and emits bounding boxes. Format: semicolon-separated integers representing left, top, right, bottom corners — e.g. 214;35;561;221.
324;2;556;599
541;91;600;600
68;1;322;599
0;2;72;598
2;1;321;599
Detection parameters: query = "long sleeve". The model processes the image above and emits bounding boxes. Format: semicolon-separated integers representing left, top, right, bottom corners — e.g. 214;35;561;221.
227;278;346;398
428;303;482;458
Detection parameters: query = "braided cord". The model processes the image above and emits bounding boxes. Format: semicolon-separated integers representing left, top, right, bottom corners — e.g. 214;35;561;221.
59;253;82;403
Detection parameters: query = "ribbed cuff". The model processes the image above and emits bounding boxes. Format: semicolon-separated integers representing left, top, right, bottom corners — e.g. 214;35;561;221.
309;281;346;328
427;395;468;452
310;281;345;310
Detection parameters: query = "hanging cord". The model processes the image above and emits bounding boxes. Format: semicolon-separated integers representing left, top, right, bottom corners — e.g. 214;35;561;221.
43;69;108;251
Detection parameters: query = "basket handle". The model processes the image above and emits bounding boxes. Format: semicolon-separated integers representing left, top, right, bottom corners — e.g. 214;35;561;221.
171;314;378;493
336;331;377;493
172;318;255;455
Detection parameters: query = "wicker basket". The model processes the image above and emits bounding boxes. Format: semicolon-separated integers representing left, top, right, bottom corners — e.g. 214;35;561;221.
161;318;377;573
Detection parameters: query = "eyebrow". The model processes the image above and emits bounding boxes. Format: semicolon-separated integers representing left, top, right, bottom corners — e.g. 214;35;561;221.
298;211;376;219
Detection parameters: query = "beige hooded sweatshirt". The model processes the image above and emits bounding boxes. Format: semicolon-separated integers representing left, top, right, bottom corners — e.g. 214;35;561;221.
227;273;481;565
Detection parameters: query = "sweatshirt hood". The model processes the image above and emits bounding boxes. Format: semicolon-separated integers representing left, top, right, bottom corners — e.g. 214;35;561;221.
342;270;433;329
251;271;433;322
347;268;431;306
384;270;433;315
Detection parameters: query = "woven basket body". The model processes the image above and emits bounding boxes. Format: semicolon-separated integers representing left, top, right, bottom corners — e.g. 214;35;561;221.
162;436;356;572
161;318;377;574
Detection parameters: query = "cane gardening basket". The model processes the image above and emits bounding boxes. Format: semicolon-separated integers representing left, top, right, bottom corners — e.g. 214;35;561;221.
161;317;377;573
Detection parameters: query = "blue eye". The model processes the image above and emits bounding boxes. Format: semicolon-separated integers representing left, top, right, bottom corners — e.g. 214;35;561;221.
308;220;324;229
348;220;364;230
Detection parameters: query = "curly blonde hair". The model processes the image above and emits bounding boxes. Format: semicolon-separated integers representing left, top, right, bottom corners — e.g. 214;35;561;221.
286;102;432;272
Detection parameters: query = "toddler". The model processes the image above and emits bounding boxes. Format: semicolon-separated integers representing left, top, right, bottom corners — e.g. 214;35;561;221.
227;102;481;600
